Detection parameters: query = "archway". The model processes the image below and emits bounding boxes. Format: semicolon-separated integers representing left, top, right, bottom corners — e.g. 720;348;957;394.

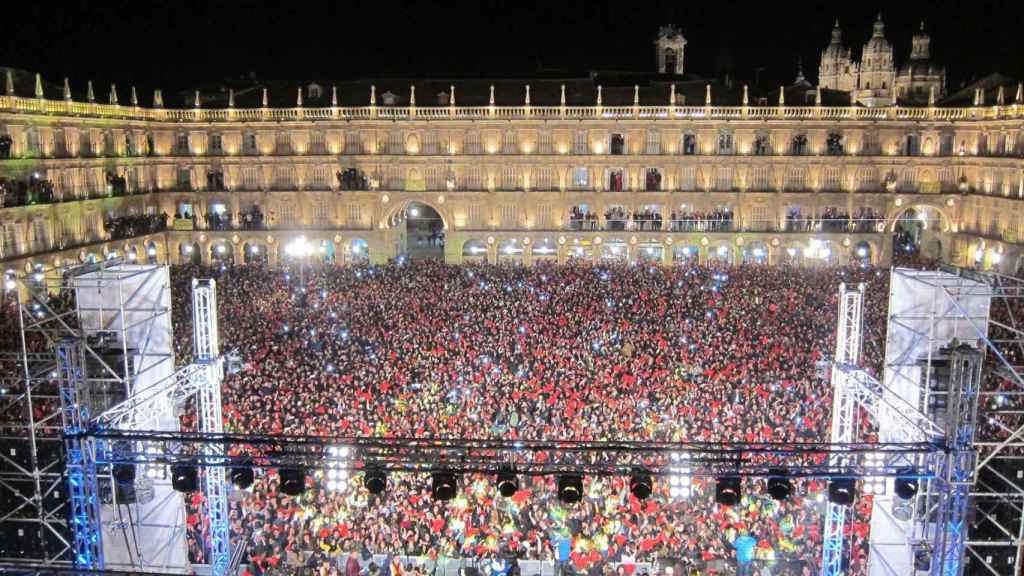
144;240;159;264
462;239;488;264
243;242;268;264
851;241;873;265
498;239;524;265
346;238;369;264
637;242;664;263
890;205;948;261
180;242;201;265
672;244;699;264
741;241;768;264
568;242;593;262
709;243;733;265
530;238;557;263
210;242;233;266
387;200;447;261
600;240;628;262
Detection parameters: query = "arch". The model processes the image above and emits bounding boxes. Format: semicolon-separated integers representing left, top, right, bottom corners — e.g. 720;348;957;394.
462;239;488;263
741;241;769;264
709;243;734;265
637;241;664;263
179;241;201;265
600;240;629;261
530;238;558;262
886;203;952;233
243;241;268;264
210;241;233;265
497;239;525;264
852;240;874;265
382;198;451;231
345;238;369;264
568;242;594;262
672;243;700;264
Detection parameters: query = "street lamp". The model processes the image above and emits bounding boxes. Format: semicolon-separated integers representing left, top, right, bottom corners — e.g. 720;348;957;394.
285;236;315;284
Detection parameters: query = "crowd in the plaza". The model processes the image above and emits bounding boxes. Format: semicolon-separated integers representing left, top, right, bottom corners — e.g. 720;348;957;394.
167;261;895;576
5;246;1020;576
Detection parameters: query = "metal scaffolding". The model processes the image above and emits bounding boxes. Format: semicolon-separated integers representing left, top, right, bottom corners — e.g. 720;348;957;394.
0;261;176;570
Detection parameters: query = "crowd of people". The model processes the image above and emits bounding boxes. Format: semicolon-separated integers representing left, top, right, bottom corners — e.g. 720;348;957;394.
105;212;168;239
166;261;896;576
668;210;735;233
5;248;1019;576
0;175;56;207
784;208;880;234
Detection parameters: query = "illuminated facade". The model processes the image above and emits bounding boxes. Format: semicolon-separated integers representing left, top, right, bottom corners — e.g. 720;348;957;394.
1;66;1023;276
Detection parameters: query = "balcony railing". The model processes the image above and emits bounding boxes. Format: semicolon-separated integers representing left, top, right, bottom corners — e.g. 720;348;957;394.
3;94;1024;123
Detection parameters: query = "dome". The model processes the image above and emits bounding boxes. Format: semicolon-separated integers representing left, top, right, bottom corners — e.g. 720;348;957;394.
863;14;892;55
821;20;850;61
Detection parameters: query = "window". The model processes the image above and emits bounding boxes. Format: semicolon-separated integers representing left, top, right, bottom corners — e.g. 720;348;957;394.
715;166;733;190
791;134;808;155
278;200;299;225
574;131;588;154
468;205;485;227
645;168;662;191
422;132;440;155
502;131;517;154
717;131;734;155
645;131;661;155
244;133;257;153
536;205;553;228
825;132;844;155
862;131;880;155
464;166;485;189
241;166;261;190
538;131;553;154
500;204;519;226
309;131;326;154
753;133;772;156
344;132;362;154
784;167;807;191
682;133;696;155
346;203;362;226
176;133;189;153
678;166;696;190
309;165;331;189
501;166;520;190
273;165;296;189
821;166;843;191
534;166;555;191
750;165;772;191
210;134;222;153
177;168;192;189
1;223;21;257
465;131;482;154
748;206;771;231
310;202;330;225
573;167;590;189
307;84;322;99
607;169;625;192
610;133;625;155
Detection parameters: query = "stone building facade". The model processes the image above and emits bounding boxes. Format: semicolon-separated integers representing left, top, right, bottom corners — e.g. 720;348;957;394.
1;71;1023;280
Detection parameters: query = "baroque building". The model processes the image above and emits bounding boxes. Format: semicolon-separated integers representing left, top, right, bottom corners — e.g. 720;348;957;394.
819;15;945;107
0;30;1022;282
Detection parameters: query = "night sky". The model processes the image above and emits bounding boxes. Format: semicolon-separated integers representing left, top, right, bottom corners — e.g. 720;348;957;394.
4;0;1022;106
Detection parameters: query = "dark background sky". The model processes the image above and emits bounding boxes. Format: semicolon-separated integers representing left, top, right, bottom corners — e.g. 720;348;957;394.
3;0;1022;106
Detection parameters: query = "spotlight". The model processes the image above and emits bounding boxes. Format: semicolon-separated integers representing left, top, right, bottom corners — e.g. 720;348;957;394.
170;465;199;493
828;478;856;506
557;474;584;504
112;464;136;485
766;469;792;501
629;469;653;500
894;470;919;500
431;471;458;501
230;466;254;490
496;468;518;498
715;475;741;507
278;468;307;496
364;469;387;495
